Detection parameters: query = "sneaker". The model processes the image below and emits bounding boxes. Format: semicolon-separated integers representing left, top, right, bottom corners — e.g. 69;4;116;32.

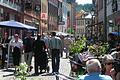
55;72;59;74
29;66;33;72
52;72;56;75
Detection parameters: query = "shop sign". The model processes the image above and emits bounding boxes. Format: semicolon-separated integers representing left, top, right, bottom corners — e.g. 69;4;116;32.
116;17;120;25
67;17;70;27
58;21;65;25
41;13;47;20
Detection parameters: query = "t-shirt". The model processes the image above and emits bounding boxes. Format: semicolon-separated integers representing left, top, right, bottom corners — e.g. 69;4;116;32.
23;37;34;52
78;72;113;80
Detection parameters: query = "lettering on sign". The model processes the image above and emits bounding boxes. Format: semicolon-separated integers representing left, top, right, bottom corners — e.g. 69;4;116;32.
41;13;47;20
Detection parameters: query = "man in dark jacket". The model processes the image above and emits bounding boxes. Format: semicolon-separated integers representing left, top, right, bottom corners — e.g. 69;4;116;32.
23;31;34;71
33;34;47;75
0;32;10;69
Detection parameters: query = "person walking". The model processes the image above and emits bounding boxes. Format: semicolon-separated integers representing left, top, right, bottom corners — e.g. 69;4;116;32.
41;33;51;58
59;35;64;58
10;34;23;73
64;35;72;58
33;34;46;75
0;32;10;69
49;32;62;74
23;31;34;71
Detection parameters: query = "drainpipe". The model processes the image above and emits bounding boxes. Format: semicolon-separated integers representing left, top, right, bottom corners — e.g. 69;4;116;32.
104;0;107;42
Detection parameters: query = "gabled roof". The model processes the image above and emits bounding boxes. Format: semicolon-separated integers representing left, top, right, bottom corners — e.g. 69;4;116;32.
85;13;92;18
76;10;87;19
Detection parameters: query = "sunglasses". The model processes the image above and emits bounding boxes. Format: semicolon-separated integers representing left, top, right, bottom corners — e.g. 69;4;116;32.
105;62;113;65
15;36;18;38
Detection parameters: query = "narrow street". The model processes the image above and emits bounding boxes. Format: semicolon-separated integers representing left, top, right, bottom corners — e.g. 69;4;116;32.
0;56;72;80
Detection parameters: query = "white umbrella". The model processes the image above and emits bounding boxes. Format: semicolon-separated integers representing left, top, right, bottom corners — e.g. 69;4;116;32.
56;32;68;36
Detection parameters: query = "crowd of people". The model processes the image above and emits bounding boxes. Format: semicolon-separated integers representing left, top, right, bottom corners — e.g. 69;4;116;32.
0;31;74;75
77;54;120;80
0;31;120;80
72;42;120;80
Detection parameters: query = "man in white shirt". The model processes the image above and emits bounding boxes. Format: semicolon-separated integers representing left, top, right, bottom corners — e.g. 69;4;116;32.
10;34;23;73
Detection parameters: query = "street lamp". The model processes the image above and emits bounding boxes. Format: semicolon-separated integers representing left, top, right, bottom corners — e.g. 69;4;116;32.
85;24;88;38
109;20;113;24
108;20;114;31
90;8;95;41
73;25;76;37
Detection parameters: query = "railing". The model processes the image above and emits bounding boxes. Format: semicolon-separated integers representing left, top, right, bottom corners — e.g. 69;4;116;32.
55;73;76;80
0;0;21;11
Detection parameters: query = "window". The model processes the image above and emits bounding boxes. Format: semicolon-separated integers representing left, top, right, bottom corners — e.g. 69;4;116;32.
107;0;112;4
67;11;70;17
98;0;103;10
112;0;118;12
87;21;90;25
77;20;80;25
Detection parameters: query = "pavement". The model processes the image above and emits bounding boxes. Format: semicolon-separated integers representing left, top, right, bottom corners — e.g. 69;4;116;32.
0;53;74;80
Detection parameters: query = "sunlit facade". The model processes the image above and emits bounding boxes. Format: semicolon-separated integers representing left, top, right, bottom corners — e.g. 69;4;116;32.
0;0;40;37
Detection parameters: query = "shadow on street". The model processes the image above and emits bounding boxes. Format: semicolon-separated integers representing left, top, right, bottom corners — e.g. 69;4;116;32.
2;69;14;72
3;73;14;77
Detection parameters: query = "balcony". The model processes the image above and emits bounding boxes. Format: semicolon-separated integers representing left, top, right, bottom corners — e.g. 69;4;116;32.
67;0;75;3
24;2;32;11
0;0;21;11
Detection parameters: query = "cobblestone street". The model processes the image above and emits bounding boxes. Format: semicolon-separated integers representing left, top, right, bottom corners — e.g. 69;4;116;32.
0;56;72;80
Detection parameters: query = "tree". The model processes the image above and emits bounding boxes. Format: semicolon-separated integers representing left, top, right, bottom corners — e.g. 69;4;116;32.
67;28;74;34
76;4;94;12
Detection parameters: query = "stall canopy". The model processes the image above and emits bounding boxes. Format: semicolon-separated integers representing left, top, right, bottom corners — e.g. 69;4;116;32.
109;32;120;36
0;20;37;30
56;32;68;36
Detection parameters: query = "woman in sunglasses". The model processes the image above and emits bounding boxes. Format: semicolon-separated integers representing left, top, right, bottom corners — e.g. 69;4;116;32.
102;54;116;80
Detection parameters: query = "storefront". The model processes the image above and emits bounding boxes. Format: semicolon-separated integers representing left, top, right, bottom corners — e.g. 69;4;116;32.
48;1;58;31
0;0;40;39
0;2;23;38
107;11;120;32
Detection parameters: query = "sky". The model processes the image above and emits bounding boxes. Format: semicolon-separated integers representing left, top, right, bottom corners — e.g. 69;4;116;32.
76;0;92;5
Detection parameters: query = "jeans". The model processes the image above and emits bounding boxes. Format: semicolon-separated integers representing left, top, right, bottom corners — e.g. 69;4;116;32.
51;49;60;72
24;51;33;66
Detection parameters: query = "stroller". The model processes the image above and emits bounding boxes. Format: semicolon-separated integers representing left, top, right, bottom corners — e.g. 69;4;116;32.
69;54;86;77
37;51;49;73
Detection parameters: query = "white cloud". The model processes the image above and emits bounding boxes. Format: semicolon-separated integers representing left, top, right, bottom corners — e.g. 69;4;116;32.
76;0;92;4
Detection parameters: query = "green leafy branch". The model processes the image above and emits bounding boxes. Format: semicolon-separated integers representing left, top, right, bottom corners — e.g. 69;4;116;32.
16;62;29;80
69;37;87;55
88;42;109;56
